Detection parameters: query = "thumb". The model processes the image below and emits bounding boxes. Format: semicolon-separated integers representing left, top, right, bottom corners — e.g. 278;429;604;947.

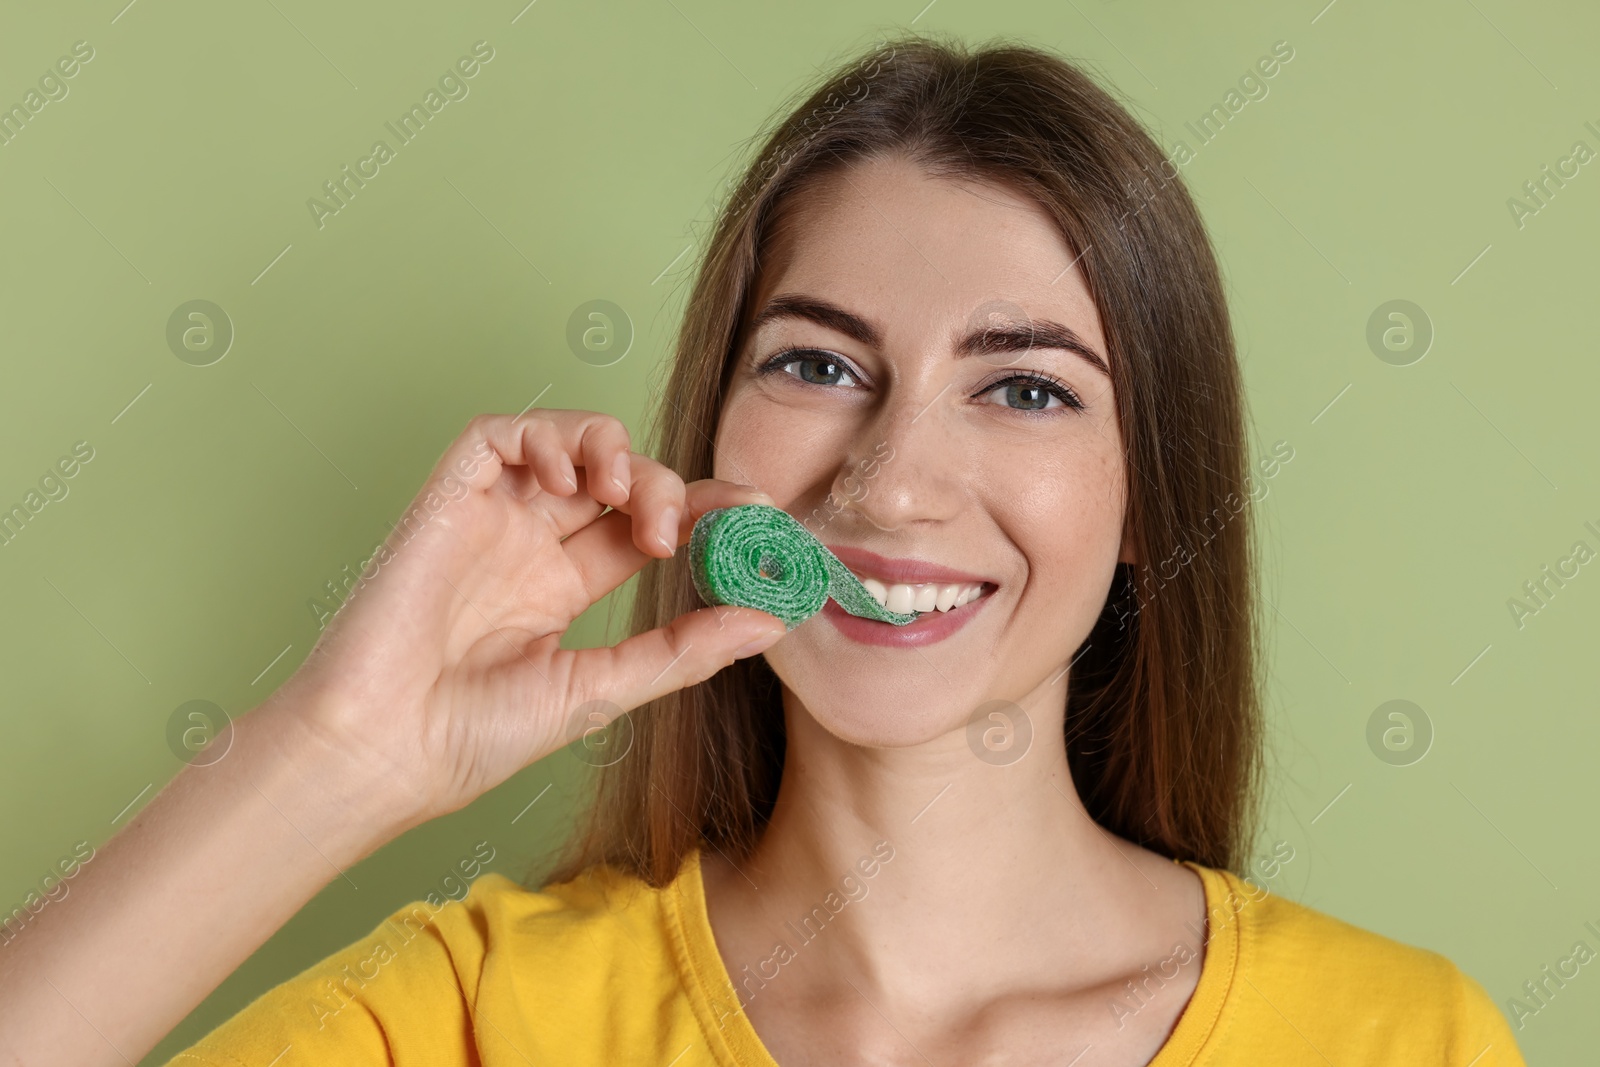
565;606;787;720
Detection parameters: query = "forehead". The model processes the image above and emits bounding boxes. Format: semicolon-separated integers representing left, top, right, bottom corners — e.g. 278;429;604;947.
748;155;1106;358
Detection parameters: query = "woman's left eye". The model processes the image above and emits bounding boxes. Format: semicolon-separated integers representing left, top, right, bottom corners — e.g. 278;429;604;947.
978;376;1082;412
774;352;861;388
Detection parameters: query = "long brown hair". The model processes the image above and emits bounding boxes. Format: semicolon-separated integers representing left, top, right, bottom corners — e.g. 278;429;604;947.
545;30;1264;887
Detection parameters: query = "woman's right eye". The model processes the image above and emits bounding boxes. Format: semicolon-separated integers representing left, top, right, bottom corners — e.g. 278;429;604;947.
771;350;862;388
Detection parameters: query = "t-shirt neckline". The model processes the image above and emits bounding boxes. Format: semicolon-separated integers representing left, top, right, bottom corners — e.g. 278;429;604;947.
664;849;1240;1066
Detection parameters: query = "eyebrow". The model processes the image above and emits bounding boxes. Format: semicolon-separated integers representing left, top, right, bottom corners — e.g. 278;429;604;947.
749;294;1110;377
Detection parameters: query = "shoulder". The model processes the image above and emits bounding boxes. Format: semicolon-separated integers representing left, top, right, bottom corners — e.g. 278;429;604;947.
161;862;691;1067
444;861;665;932
460;861;689;986
449;860;716;1060
1192;865;1527;1065
1226;867;1450;982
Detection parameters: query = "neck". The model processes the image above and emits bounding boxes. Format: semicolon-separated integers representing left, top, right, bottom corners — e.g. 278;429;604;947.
712;672;1197;1007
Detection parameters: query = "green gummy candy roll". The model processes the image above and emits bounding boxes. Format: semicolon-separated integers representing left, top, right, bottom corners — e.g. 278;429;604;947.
688;504;918;629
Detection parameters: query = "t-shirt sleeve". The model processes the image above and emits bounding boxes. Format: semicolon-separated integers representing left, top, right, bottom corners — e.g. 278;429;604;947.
1451;963;1529;1067
159;888;489;1067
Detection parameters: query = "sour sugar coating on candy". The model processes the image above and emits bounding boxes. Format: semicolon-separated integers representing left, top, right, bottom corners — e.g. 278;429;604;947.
689;505;827;630
688;504;917;629
822;554;900;623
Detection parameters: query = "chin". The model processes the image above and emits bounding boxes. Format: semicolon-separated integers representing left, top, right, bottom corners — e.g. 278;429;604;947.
763;637;980;750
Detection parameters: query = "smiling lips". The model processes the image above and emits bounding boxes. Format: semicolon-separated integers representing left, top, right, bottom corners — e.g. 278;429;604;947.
818;545;995;647
862;578;985;613
825;545;996;616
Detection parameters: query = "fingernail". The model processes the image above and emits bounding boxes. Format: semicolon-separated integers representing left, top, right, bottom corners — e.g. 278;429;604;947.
735;483;774;503
611;453;630;495
658;507;680;551
560;454;578;490
734;628;786;657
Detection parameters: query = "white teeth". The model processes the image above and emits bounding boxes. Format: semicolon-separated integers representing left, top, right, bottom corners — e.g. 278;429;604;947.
885;584;916;614
857;577;986;613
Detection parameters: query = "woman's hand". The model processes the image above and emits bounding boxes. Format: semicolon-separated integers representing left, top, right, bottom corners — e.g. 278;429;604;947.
265;409;786;830
0;409;786;1067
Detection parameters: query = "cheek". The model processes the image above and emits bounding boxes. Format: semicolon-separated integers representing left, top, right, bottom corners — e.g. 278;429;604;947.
984;428;1123;521
714;388;852;499
714;391;790;488
986;435;1126;598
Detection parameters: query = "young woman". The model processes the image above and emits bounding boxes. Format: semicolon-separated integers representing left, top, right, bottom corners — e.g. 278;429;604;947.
0;33;1524;1067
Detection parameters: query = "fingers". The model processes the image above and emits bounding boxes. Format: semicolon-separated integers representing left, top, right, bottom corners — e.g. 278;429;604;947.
565;605;787;720
520;416;578;497
577;418;631;507
681;477;777;522
562;479;776;604
613;454;687;558
435;410;634;509
430;410;774;576
527;450;683;555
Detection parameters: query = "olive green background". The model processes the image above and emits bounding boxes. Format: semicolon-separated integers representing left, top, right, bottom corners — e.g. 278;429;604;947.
1;0;1594;1061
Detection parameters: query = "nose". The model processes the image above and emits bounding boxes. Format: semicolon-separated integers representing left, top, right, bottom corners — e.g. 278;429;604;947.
826;389;966;533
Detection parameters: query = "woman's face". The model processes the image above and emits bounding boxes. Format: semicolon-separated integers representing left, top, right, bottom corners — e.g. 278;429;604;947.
714;153;1132;748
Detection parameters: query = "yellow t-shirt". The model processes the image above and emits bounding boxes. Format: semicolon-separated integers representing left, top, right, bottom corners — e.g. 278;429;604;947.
163;851;1527;1065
